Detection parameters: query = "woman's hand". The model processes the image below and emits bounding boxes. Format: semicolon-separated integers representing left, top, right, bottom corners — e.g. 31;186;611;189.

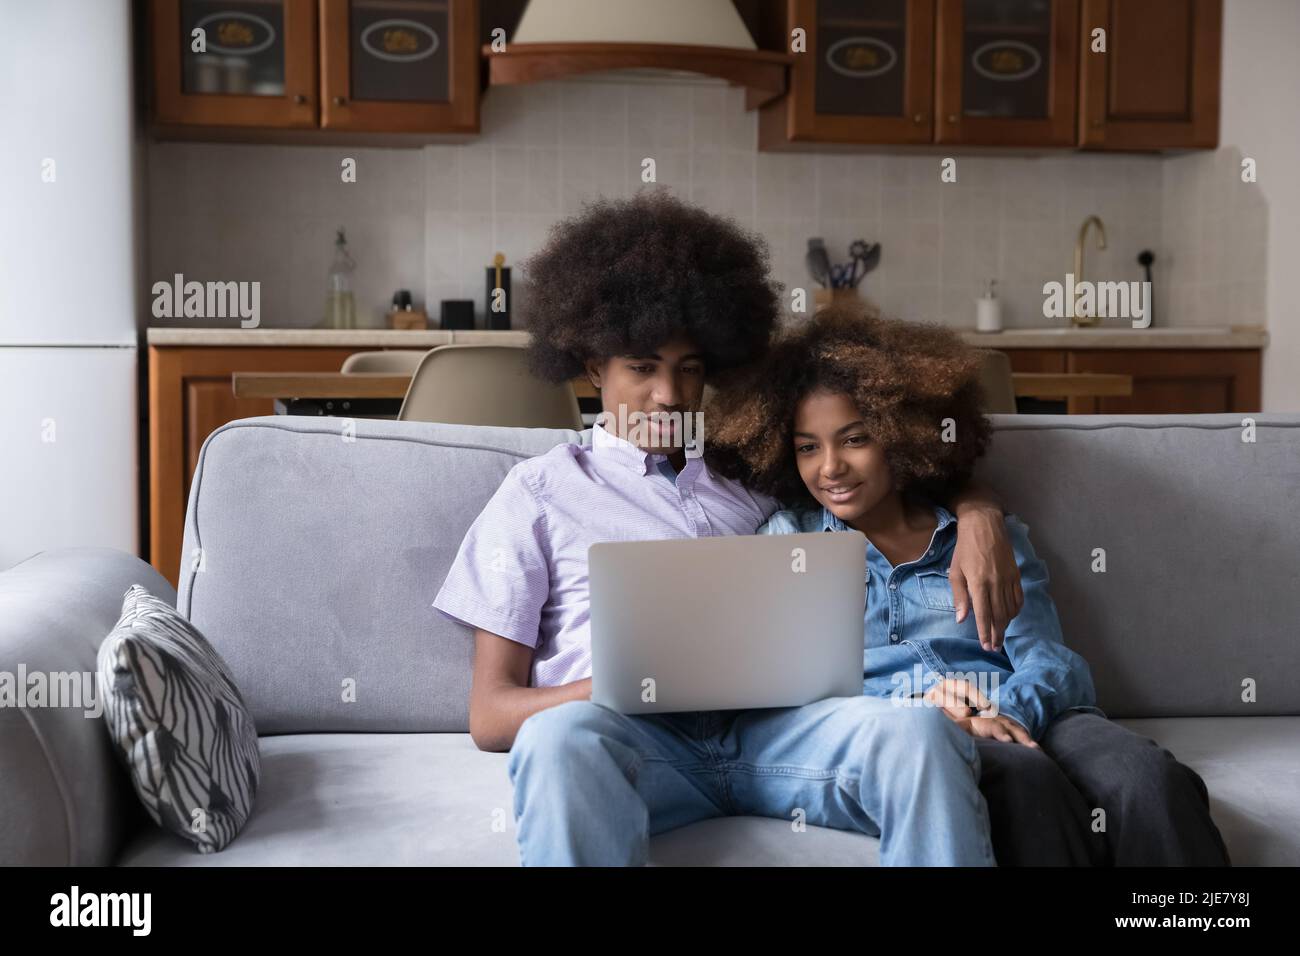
954;714;1039;749
922;677;991;720
949;502;1023;652
923;678;1039;748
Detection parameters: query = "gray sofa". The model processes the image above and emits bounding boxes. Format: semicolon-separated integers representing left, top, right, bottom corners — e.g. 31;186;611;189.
3;413;1298;866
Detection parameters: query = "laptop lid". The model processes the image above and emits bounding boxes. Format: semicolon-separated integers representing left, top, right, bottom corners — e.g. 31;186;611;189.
589;531;866;714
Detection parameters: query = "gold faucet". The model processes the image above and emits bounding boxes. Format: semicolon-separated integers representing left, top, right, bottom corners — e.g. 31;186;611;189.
1072;215;1107;327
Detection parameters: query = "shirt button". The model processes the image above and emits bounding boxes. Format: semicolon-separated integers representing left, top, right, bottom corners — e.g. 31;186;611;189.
889;582;897;590
890;633;899;643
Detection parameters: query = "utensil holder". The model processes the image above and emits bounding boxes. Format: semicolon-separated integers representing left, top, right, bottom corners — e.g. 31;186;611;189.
813;287;860;313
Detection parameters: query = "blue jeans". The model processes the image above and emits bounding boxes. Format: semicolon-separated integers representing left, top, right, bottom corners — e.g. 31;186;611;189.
506;695;995;866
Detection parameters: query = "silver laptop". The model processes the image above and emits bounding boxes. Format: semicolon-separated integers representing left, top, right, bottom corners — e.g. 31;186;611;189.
589;531;866;714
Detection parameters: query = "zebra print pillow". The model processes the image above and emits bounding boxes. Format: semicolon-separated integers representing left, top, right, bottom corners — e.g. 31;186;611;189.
97;585;260;853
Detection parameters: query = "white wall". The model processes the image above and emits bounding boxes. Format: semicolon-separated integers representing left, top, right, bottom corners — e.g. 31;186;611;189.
1220;0;1300;410
147;78;1166;334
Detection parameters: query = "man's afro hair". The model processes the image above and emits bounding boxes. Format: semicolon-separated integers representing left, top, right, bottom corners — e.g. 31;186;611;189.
522;189;783;383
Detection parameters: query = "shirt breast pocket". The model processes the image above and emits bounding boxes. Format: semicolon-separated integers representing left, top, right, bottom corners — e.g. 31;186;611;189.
916;568;955;612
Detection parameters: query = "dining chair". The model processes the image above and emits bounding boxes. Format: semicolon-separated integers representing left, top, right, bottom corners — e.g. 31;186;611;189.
398;344;584;429
340;350;428;374
974;349;1018;414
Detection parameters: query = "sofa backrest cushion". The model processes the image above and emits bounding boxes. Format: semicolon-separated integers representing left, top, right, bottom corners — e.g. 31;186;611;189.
179;416;587;734
974;414;1300;720
179;414;1300;733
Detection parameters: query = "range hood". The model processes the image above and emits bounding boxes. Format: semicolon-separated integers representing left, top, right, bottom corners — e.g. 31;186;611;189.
485;0;790;108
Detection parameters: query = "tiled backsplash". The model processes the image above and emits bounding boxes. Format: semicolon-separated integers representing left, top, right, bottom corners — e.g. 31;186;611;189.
147;75;1266;331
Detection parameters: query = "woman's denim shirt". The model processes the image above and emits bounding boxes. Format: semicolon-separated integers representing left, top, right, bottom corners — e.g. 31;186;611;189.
758;502;1105;740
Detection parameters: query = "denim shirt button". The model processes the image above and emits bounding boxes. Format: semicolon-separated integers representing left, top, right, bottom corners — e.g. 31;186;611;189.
888;582;897;590
890;633;899;643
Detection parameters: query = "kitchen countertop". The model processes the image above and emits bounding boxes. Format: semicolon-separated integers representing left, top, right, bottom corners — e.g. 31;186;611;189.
146;325;1269;349
145;328;532;347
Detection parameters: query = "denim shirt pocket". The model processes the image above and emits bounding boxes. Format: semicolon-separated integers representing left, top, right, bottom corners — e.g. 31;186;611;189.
916;568;955;611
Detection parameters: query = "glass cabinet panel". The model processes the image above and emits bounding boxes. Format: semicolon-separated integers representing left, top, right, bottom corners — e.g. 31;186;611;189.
349;0;450;103
959;0;1052;119
815;0;909;117
180;0;287;96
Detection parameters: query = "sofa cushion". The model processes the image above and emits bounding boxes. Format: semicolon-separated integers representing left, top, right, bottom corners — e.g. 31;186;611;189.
114;731;880;866
1117;716;1300;866
98;585;260;853
115;716;1300;867
974;415;1300;718
178;417;588;735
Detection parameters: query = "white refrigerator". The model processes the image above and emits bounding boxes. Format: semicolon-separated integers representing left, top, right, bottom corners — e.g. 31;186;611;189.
0;0;140;571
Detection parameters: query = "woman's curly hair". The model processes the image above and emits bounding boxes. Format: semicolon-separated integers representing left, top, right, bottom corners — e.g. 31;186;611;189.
522;190;783;383
704;303;993;506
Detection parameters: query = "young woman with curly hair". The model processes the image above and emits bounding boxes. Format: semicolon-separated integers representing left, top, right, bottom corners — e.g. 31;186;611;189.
705;302;1231;867
435;190;1028;867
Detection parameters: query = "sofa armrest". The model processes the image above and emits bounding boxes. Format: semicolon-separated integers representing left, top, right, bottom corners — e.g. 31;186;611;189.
0;548;176;865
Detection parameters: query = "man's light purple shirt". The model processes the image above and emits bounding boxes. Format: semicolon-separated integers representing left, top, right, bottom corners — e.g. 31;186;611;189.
432;422;779;688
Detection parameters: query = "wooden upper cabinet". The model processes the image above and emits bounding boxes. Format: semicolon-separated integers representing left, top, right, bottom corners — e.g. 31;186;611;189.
149;0;479;136
935;0;1079;146
319;0;479;133
151;0;320;128
759;0;937;147
1078;0;1222;149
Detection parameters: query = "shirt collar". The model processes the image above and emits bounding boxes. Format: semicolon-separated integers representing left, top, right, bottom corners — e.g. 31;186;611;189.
819;500;957;533
592;420;666;477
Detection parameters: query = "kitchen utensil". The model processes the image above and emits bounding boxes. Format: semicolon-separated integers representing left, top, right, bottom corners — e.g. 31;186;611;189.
847;239;869;286
856;243;881;285
806;238;832;289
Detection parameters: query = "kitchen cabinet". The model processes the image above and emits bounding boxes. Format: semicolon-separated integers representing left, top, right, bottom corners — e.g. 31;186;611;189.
148;344;359;585
759;0;1221;150
149;0;479;138
319;0;478;133
935;0;1079;147
759;0;938;147
151;0;320;129
1078;0;1221;150
1063;349;1258;413
999;347;1259;414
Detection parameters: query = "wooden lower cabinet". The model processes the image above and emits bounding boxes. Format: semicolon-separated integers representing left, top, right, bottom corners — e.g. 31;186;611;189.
149;345;359;587
996;347;1260;414
1063;349;1261;414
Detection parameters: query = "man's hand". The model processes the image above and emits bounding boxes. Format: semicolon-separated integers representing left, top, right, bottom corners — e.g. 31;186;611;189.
949;504;1023;652
954;714;1039;749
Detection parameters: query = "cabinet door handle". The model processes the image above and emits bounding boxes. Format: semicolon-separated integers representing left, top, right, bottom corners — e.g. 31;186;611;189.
333;96;348;106
913;113;926;124
947;114;958;124
293;94;307;105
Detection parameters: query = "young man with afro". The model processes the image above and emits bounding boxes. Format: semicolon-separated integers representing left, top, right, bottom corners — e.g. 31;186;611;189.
433;190;1023;866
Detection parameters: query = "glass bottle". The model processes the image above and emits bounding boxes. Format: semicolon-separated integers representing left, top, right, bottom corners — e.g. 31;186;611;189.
324;229;356;329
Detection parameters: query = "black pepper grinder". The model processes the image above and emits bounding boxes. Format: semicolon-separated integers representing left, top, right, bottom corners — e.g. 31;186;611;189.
1137;250;1156;327
485;252;511;330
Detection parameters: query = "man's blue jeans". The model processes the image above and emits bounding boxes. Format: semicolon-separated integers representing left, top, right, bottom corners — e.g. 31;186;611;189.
506;695;995;866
